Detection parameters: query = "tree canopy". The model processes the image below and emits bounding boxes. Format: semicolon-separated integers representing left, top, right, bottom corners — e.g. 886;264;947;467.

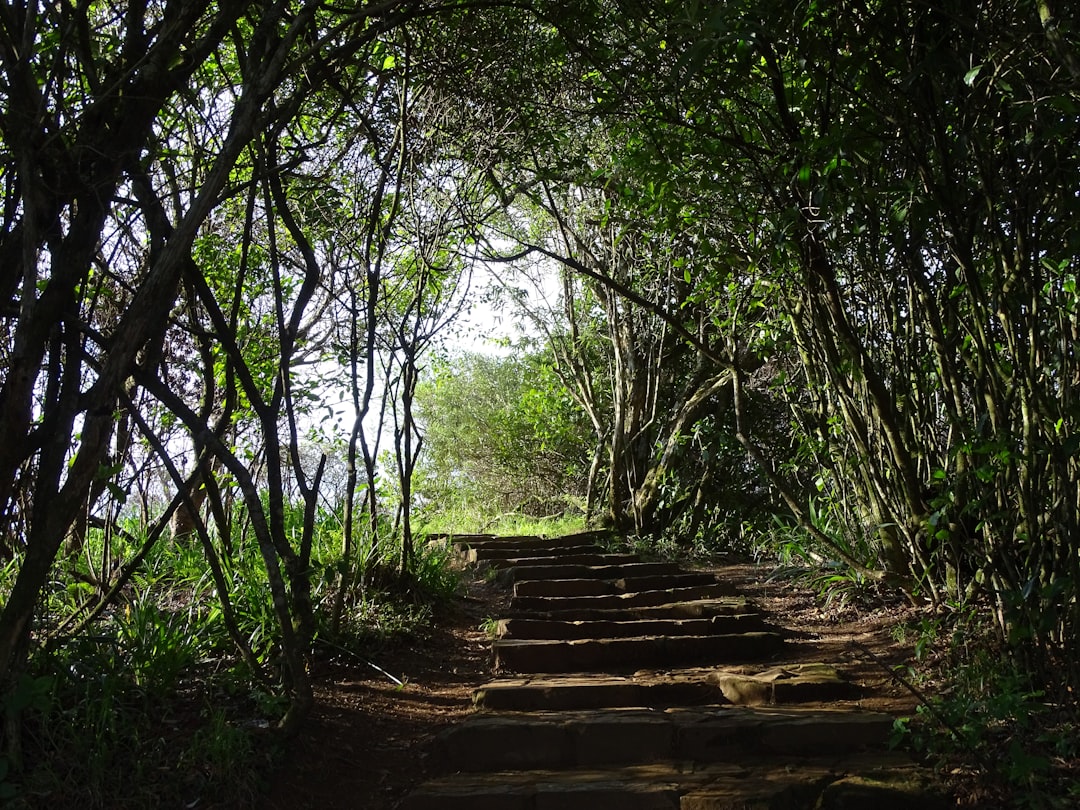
2;0;1079;803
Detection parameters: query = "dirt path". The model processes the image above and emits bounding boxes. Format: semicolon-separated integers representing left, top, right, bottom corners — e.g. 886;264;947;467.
262;573;505;810
264;541;926;809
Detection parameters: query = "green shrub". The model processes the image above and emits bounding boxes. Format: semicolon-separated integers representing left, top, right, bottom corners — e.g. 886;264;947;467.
893;615;1080;808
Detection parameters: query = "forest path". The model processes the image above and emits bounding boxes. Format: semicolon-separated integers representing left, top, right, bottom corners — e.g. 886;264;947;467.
399;532;948;810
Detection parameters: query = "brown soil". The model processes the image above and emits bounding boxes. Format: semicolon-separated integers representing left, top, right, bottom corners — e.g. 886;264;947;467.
719;562;922;715
261;574;509;810
262;558;922;810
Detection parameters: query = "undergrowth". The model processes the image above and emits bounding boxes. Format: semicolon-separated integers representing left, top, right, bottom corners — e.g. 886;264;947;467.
417;507;586;538
891;614;1080;809
0;510;463;809
754;508;1080;808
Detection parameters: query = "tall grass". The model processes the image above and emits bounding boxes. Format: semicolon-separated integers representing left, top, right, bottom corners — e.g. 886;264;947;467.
417;507;587;538
0;501;467;808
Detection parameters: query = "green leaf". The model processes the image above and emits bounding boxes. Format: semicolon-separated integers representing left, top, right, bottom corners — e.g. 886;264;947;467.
963;65;982;86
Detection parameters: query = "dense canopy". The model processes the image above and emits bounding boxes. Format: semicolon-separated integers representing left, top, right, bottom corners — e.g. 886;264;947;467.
1;0;1078;804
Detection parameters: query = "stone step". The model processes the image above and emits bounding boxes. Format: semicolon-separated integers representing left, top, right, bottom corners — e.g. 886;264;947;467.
487;552;643;569
493;631;785;673
506;596;755;622
513;577;623;598
499;561;683;584
513;572;720;598
709;662;860;705
509;583;737;613
426;531;495;544
403;537;948;810
432;706;897;772
468;544;605;563
473;675;723;711
401;754;945;810
474;661;858;711
497;614;771;640
400;762;714;810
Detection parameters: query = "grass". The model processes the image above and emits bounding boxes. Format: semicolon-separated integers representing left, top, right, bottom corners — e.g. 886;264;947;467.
890;613;1080;809
416;507;587;538
0;505;471;809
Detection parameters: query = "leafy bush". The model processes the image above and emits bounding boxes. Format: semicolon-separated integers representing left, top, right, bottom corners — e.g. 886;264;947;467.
413;351;593;522
0;495;472;808
893;615;1080;808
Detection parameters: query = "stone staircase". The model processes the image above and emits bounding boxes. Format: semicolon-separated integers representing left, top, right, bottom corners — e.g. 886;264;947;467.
402;532;946;809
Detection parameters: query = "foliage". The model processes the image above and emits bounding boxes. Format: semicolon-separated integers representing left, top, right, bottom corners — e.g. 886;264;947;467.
9;633;268;809
2;0;1080;805
420;0;1080;696
478;617;501;640
413;350;593;520
0;499;461;806
760;499;884;607
420;510;588;541
893;615;1080;808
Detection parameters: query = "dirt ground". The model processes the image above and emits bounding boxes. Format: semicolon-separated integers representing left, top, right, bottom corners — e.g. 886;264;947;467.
262;559;923;810
261;574;510;810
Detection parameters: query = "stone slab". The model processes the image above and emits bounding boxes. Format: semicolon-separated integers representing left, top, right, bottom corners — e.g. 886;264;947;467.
475;676;650;710
498;615;770;641
494;632;785;673
708;662;858;705
514;578;624;598
513;573;720;599
437;707;895;771
404;753;935;810
673;707;895;761
572;712;676;765
501;561;683;584
680;767;834;809
473;675;722;711
488;552;642;569
533;782;680;810
613;572;720;591
433;714;574;770
510;583;739;613
506;597;754;622
400;763;723;810
470;544;603;562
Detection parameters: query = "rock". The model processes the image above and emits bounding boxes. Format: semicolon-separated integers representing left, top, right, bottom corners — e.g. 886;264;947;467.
708;662;858;705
